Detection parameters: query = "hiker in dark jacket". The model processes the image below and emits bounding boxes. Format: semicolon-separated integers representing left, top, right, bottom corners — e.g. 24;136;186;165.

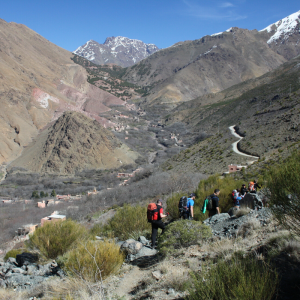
151;199;167;249
254;180;261;192
209;189;220;217
240;184;248;196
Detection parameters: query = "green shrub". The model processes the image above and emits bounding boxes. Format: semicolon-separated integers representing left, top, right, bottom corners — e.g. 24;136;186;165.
28;219;87;259
91;204;150;240
166;192;186;220
62;240;124;282
4;249;24;261
188;258;278;300
267;150;300;235
195;174;244;213
158;220;211;256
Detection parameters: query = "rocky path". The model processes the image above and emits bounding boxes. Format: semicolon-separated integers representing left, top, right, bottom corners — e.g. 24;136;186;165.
229;125;259;161
111;265;147;299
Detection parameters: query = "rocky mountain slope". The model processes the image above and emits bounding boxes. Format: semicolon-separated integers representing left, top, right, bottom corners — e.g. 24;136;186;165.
73;37;159;67
8;112;139;174
121;11;299;108
161;54;300;175
0;19;126;165
71;55;146;101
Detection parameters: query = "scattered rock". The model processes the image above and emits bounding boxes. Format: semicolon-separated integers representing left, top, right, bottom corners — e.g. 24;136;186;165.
138;236;149;246
6;257;17;265
167;288;176;295
203;208;272;239
203;213;230;225
0;257;64;290
152;270;162;280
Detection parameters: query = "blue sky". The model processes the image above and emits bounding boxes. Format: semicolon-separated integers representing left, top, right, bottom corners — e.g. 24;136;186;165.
1;0;299;51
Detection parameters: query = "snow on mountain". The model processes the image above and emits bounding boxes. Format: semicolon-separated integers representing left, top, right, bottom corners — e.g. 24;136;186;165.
73;36;159;67
260;10;300;44
73;40;102;61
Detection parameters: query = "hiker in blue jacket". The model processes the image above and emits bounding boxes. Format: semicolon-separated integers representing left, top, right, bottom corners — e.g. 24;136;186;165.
187;193;195;219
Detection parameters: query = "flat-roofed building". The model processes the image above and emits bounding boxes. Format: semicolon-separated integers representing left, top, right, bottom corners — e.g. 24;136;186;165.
41;214;66;227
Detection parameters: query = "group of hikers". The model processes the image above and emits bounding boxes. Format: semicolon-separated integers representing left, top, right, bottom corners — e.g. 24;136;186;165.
148;180;261;248
231;180;261;208
147;189;221;248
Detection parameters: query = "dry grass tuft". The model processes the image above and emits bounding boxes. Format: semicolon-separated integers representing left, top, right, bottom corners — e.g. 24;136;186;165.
282;239;300;260
159;261;190;291
235;207;251;218
26;277;106;300
0;289;26;300
238;219;261;238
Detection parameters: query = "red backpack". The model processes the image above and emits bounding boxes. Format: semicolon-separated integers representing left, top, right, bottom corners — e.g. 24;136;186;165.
147;203;160;222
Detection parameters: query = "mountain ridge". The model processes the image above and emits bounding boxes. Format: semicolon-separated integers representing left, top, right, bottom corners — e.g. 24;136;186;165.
73;36;159;67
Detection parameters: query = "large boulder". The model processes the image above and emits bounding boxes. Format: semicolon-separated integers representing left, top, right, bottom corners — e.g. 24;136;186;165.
16;253;38;267
240;193;263;209
120;239;143;255
203;213;230;225
127;246;157;262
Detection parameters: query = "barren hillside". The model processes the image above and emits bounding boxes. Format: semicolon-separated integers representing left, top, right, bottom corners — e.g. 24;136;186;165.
122;28;287;106
0;19;124;165
8;112;139;174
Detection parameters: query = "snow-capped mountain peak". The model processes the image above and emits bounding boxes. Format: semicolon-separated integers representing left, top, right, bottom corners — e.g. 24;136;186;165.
260;10;300;44
73;36;159;67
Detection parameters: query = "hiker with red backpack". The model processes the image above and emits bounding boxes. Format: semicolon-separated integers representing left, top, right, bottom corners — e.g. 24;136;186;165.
147;199;168;249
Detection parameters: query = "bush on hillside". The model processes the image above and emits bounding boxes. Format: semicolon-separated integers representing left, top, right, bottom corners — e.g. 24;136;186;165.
188;257;278;300
4;249;24;262
195;174;245;213
91;204;150;240
62;240;124;282
158;220;211;256
267;150;300;235
28;219;87;259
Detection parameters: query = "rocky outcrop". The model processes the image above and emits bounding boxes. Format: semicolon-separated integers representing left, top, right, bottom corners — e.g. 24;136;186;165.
203;208;272;239
119;237;158;263
0;255;64;290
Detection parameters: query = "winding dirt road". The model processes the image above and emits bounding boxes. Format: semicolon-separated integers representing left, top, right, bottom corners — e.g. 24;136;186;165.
229;125;259;161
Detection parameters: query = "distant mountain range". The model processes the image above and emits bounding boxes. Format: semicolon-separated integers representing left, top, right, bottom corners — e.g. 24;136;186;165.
0;10;299;173
73;36;159;67
121;10;300;107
